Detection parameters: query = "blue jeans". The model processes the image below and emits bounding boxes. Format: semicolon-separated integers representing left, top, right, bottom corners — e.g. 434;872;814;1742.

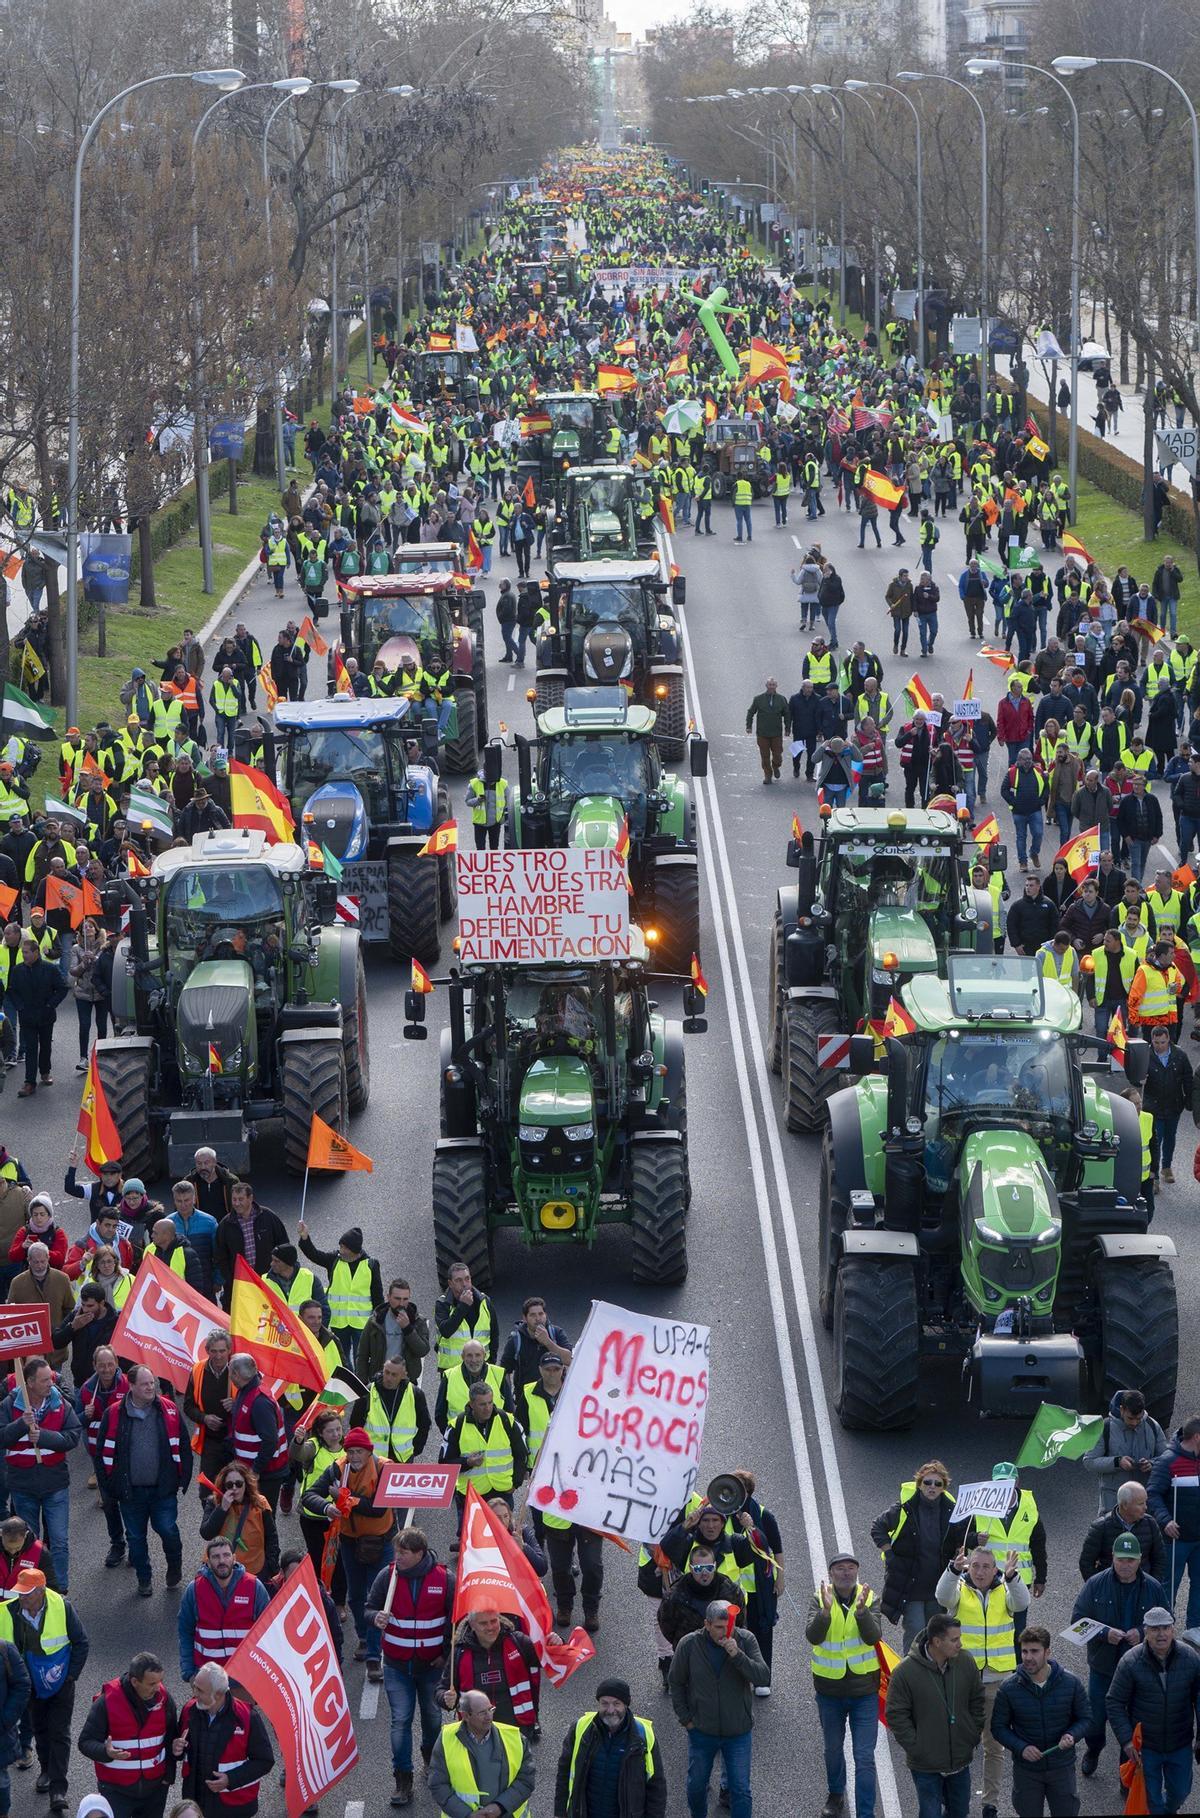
917;612;938;654
734;504;753;541
975;749;990;798
1084;1665;1112;1755
342;1542;381;1659
773;495;788;525
911;1766;971;1818
1180;813;1200;862
1142;1743;1192;1812
1153;1111;1182;1173
11;1484;69;1590
480;546;491;575
1168;1536;1200;1627
1054;802;1074;844
1159;598;1179;637
0;1759;8;1815
686;1728;752;1818
121;1486;182;1584
1127;838;1152;882
816;1693;877;1817
383;1660;442;1772
1012;808;1044;866
822;604;839;648
859;517;882;547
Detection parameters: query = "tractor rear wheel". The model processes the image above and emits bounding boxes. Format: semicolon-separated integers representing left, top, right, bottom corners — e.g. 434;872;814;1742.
435;783;457;923
94;1045;164;1182
654;675;687;763
782;999;841;1134
1096;1259;1179;1428
833;1258;919;1430
817;1127;850;1331
766;908;785;1074
628;1141;689;1285
387;851;440;966
650;863;700;978
432;1147;493;1288
282;1041;349;1177
444;686;479;775
342;953;371;1113
471;631;489;741
533;674;566;718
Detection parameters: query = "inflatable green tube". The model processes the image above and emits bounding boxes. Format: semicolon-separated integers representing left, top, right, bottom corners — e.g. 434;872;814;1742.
696;285;746;379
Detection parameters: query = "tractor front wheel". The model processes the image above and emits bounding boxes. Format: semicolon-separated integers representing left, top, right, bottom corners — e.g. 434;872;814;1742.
653;674;687;763
444;686;480;775
282;1041;349;1177
817;1128;850;1331
833;1258;919;1430
432;1147;493;1288
650;864;700;978
342;953;371;1113
94;1045;164;1182
1096;1259;1179;1429
782;999;841;1134
387;851;440;966
628;1140;689;1285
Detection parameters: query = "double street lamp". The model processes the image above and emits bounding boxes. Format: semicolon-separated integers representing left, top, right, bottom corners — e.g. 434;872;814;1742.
898;70;990;387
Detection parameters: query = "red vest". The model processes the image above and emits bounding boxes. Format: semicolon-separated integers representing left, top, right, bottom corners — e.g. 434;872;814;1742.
191;1569;262;1667
6;1395;69;1474
231;1385;288;1476
80;1373;128;1457
97;1394;184;1480
380;1562;451;1665
456;1633;538;1725
0;1535;48;1593
94;1678;170;1786
180;1695;261;1807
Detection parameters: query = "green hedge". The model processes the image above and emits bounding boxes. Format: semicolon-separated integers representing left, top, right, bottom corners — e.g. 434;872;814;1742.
1019;392;1197;552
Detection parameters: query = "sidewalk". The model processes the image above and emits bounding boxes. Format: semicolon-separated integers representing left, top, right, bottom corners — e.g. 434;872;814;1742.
1021;354;1181;474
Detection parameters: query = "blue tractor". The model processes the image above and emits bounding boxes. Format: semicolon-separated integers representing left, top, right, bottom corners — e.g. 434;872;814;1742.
260;697;455;966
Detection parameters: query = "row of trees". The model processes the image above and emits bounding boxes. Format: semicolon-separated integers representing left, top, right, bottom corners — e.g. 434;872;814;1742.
0;0;584;700
641;0;1200;437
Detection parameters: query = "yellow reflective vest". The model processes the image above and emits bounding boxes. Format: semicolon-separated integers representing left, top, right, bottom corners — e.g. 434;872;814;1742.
974;1489;1039;1586
955;1578;1017;1672
811;1586;878;1680
438;1721;528;1818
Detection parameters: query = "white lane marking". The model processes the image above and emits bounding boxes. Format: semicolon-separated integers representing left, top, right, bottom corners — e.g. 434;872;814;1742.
358;1679;380;1720
507;673;515;692
345;1803;365;1818
680;620;903;1817
791;533;802;549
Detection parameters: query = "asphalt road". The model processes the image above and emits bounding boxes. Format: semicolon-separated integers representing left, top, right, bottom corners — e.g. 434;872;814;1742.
13;476;1198;1817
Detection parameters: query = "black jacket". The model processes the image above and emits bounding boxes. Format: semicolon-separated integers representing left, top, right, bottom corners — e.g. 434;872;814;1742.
179;1692;274;1814
1117;791;1164;842
870;1488;972;1623
1107;1638;1200;1754
1078;1509;1168;1585
215;1203;289;1305
1006;893;1058;953
1070;1566;1168;1676
95;1393;193;1502
789;689;821;742
1142;1043;1195;1120
990;1660;1090;1757
4;955;68;1022
354;1297;432;1383
657;1569;743;1646
52;1301;118;1385
554;1709;668;1818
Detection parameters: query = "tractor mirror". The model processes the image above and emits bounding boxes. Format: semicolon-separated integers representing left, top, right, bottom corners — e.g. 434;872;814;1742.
786;839;800;869
682;1012;707;1035
483;742;503;787
419;717;440;760
1122;1036;1150;1087
672;574;687;606
689;738;709;778
339;609;353;650
403;990;429;1038
992;843;1008;872
127;906;149;963
683;983;705;1017
233;728;254;763
313;876;338;922
848;1033;878;1075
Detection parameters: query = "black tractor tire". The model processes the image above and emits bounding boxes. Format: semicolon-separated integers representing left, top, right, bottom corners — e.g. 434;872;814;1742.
782;998;841;1134
471;634;489;743
766;907;785;1075
1096;1259;1179;1429
533;673;566;719
435;783;457;923
817;1127;851;1331
281;1040;349;1177
466;589;486;641
833;1258;919;1430
444;686;479;775
654;675;687;763
387;851;440;966
650;863;700;978
628;1141;689;1285
711;470;729;500
94;1045;164;1182
342;952;371;1113
432;1147;493;1288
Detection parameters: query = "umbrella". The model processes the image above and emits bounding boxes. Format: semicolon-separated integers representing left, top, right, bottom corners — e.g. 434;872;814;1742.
662;400;703;435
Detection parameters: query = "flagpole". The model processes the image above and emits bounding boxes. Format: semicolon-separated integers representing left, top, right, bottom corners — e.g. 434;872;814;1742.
299;1160;311;1230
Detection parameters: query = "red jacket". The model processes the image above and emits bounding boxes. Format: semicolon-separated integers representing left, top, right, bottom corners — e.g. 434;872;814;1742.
996;695;1034;746
9;1223;68;1269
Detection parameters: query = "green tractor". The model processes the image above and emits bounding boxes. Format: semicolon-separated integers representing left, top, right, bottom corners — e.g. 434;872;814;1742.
768;807;997;1133
546;465;670;571
819;955;1179;1431
509;686;707;976
403;931;707;1288
101;830;368;1179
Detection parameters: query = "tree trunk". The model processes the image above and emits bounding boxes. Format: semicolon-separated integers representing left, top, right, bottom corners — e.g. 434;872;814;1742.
228;457;238;515
1143;345;1157;543
1119;323;1130;387
137;514;156;610
253;405;274;477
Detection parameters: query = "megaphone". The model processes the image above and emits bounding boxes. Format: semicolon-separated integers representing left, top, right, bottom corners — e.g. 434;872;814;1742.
704;1473;747;1518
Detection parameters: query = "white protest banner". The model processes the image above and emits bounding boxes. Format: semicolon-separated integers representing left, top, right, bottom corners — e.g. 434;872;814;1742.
110;1255;226;1391
528;1300;710;1544
953;700;982;722
226;1556;357;1818
947;1479;1016;1528
456;849;631;965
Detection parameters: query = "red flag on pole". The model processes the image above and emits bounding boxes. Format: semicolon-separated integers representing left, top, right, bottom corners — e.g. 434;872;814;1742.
454;1486;595;1685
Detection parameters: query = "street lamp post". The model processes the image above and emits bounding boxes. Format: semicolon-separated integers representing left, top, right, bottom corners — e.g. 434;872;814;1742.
810;86;847;326
66;66;244;724
969;58;1080;522
1054;54;1200;356
847;79;923;363
898;70;990;388
786;87;821;307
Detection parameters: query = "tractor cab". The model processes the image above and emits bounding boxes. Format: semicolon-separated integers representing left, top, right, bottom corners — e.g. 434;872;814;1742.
703;416;765;498
545;561;673;682
517;393;606;484
335;574;484;774
411;349;480;408
525;687;664;849
547;465;659;566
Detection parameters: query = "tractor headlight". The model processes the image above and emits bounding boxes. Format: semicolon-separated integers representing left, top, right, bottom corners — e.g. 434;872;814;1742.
1034;1223;1062;1246
975;1221;1004;1244
563;1122;594;1142
518;1124;548;1143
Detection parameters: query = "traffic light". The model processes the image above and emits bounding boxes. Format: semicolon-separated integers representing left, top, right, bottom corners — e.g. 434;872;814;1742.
700;177;710;194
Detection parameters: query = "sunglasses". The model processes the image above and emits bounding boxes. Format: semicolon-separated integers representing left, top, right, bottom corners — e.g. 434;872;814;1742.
921;1478;945;1488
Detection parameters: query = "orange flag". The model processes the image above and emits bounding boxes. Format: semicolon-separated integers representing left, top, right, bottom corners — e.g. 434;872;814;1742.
523;475;537;508
306;1112;373;1173
45;874;103;929
0;883;17;919
299;615;329;658
77;1049;122;1174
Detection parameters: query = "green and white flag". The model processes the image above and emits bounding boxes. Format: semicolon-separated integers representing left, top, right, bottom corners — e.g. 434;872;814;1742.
1015;1403;1105;1469
1;682;55;740
127;786;174;841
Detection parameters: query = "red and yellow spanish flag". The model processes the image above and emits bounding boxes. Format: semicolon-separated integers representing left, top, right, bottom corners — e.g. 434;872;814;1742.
258;662;280;711
614;336;636;357
77;1050;122;1175
690;953;708;997
1062;530;1094;569
704;395;718;424
427;331;453;351
306;1112;373;1174
884;997;917;1038
791;813;803;844
229;760;295;845
1107;1005;1128;1070
334;651;353;694
207;1043;222;1075
417;820;458;858
665;352;688;380
747;337;789;385
961;668;975;703
658;495;675;533
466;528;484;571
980;645;1016;671
596;364;637;396
230;1257;328;1391
614;815;630;864
411;958;433;995
1056;823;1100;883
1128;615;1165;644
520;411;552;436
861;469;906;511
876;1640;901;1727
904;674;933;713
127;850;150;879
973;813;1000;849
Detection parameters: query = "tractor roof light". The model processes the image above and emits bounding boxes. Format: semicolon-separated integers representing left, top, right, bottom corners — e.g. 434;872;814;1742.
1080;953;1095;973
887;810;907;829
819;803;832;820
881;951;900;972
643;925;660;944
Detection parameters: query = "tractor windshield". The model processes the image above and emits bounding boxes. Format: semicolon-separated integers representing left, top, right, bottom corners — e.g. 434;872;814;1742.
542;734;656;806
835;846;959;915
547;399;594;433
360;593;444;665
925;1031;1074;1125
569;583;647;636
393;552;455;575
506;974;596;1042
163;866;285;962
287;726;394;823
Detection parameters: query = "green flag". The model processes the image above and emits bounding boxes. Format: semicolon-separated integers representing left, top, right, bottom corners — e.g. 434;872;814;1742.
320;844;344;882
1;682;55;740
1015;1403;1105;1469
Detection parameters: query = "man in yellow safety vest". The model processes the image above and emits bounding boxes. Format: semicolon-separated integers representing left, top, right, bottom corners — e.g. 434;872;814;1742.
806;1549;882;1818
429;1689;534;1818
